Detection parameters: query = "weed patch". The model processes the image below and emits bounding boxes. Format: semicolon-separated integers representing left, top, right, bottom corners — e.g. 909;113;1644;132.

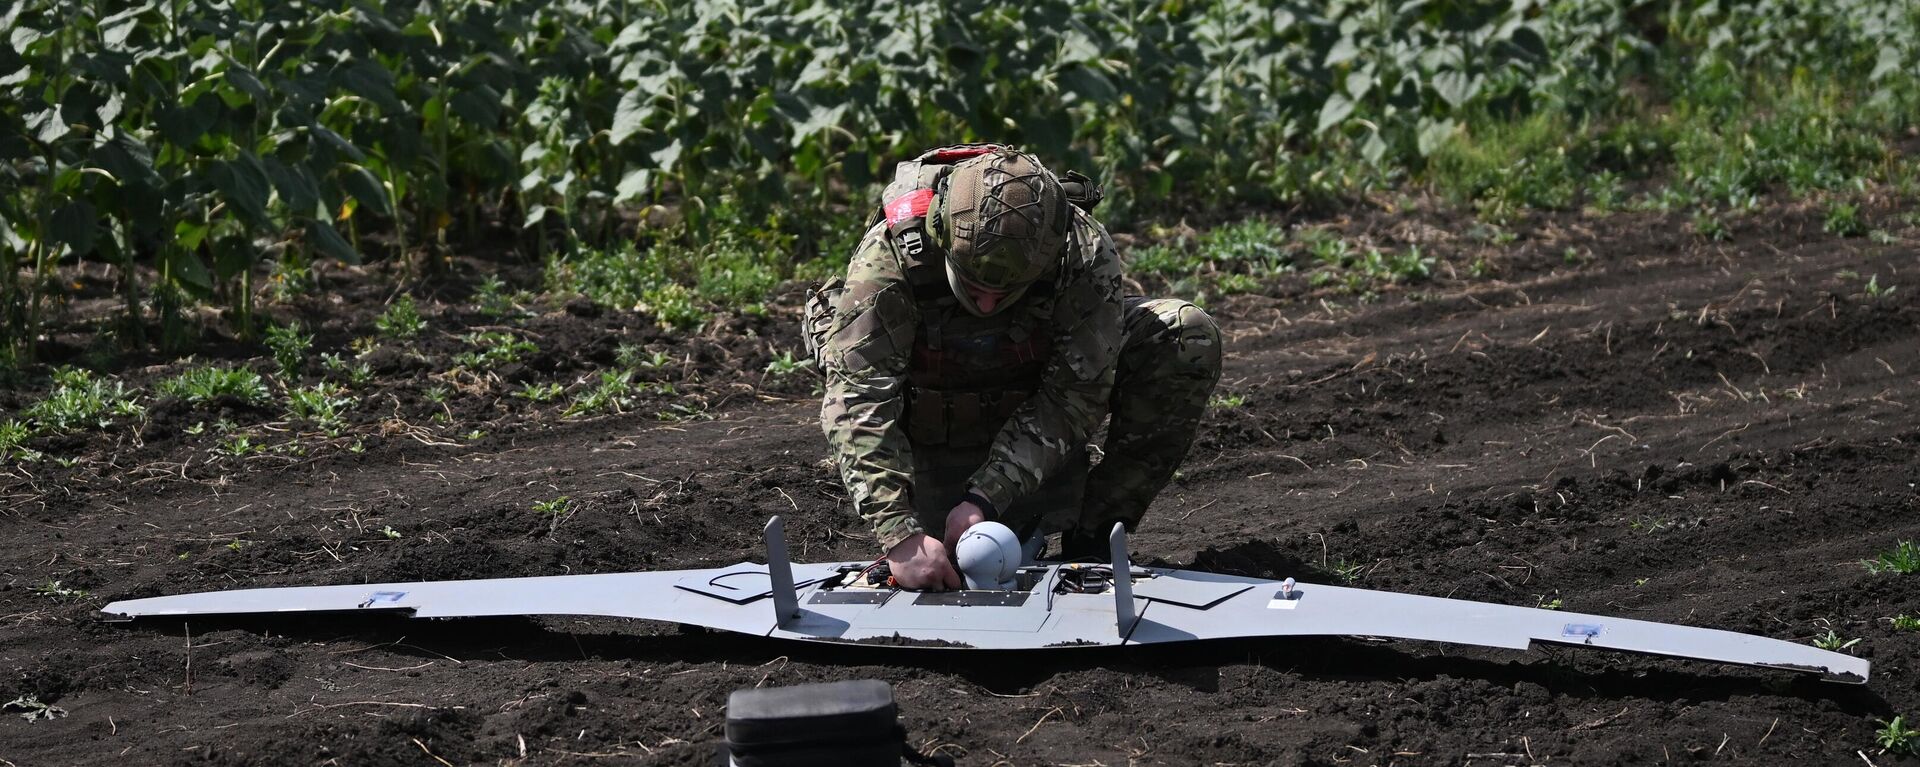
264;322;313;379
24;369;144;434
158;367;269;405
456;332;538;369
1863;540;1920;574
286;384;356;432
376;295;428;340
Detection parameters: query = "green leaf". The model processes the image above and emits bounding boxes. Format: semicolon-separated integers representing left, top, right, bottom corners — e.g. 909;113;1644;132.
100;7;143;47
308;125;366;163
1345;69;1374;100
224;66;268;103
49;200;98;255
1362;130;1387;164
1325;37;1361;68
157;101;216;148
651;139;683;172
91;135;161;190
211;155;272;227
614;168;653;204
792;103;847;147
28;107;67;144
340;166;391;217
337;62;402;114
263;155;321;217
1430;70;1476;108
1317;93;1355;134
450;86;502;127
1058;65;1118;103
611;88;648;146
212;235;257;282
1416;117;1457;157
304;219;359;264
161;247;213;293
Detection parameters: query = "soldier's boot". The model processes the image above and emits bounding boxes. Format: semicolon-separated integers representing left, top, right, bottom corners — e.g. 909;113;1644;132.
1064;297;1223;558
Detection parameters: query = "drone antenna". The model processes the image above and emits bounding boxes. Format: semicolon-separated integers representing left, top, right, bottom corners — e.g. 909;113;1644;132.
1109;522;1135;636
764;517;800;624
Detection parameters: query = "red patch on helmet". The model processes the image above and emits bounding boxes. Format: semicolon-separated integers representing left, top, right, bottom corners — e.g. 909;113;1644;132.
884;189;935;225
920;145;1004;164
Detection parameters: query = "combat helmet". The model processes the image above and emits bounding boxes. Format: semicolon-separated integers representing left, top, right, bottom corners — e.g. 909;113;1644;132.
930;149;1072;316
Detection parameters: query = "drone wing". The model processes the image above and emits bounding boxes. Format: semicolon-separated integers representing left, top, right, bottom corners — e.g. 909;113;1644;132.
1123;568;1869;683
100;561;841;638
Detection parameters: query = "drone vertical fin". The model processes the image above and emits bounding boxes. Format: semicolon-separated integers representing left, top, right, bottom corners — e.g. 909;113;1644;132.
764;517;800;624
1110;522;1135;635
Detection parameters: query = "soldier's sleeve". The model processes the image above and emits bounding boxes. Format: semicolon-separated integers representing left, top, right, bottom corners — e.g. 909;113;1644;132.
819;229;924;552
968;210;1124;508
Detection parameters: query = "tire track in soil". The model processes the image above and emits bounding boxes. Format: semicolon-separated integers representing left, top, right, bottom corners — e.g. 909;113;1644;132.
1;207;1916;765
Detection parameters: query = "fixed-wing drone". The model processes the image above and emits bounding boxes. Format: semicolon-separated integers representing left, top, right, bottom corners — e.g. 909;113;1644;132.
102;518;1868;684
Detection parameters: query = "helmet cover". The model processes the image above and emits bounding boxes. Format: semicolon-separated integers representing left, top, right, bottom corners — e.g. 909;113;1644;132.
934;149;1069;314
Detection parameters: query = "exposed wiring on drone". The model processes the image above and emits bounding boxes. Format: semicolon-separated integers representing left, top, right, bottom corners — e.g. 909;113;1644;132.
708;571;767;591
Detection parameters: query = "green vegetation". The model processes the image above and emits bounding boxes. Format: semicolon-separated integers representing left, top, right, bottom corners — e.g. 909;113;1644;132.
1890;615;1920;631
286;383;355;432
764;351;811;380
3;0;1914;359
30;580;88;600
319;353;374;387
375;295;428;340
514;383;565;404
0;419;36;462
532;496;572;516
474;276;530;319
22;369;143;434
3;695;67;723
264;322;313;379
617;344;673;371
1825;202;1867;237
545;241;758;330
1812;627;1862;652
157;366;268;405
1879;716;1919;756
455;331;537;369
1865;274;1898;300
1864;540;1920;574
563;371;637;418
218;434;261;457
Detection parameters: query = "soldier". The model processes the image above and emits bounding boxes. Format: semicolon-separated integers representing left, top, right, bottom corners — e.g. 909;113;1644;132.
806;145;1222;590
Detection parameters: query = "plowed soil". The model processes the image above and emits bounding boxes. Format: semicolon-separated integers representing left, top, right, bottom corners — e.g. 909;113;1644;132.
3;199;1917;766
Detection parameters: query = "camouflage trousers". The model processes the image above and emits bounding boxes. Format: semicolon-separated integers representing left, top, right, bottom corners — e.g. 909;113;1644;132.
909;297;1222;549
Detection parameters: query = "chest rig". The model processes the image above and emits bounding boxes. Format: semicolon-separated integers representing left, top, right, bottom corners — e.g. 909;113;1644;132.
879;145;1058;449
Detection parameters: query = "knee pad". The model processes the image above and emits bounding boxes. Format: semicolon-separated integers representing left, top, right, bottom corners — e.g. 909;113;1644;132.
1162;301;1222;381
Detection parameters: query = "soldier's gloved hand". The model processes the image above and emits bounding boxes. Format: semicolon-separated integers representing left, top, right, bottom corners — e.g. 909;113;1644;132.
943;502;987;552
885;533;963;591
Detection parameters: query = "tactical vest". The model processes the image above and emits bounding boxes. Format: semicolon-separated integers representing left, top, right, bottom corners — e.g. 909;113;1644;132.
872;145;1101;449
879;144;1059;449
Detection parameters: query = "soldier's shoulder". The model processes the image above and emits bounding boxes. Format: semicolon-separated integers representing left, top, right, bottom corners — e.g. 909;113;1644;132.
844;223;910;284
1063;207;1120;275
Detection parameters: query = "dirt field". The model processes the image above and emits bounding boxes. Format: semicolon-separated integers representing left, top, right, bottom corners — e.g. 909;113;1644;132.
3;200;1917;766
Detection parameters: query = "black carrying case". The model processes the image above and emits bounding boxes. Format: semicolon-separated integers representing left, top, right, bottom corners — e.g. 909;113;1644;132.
723;679;903;767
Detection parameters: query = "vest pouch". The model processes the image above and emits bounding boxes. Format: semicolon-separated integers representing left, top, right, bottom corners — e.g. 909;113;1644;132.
801;278;845;367
945;392;984;446
906;388;1035;448
907;388;948;445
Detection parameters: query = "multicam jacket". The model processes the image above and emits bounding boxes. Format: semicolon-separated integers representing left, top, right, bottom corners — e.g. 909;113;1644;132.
818;206;1125;552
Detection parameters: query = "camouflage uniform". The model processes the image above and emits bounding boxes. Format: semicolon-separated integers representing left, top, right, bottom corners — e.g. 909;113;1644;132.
810;161;1221;555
